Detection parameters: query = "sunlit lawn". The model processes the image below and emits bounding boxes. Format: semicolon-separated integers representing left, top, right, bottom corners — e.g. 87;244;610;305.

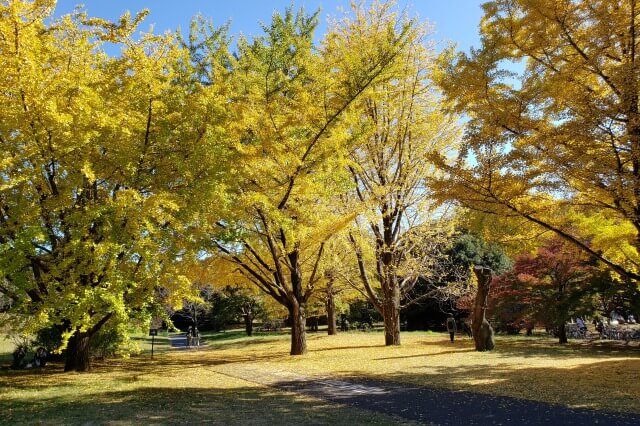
1;330;639;424
200;331;640;413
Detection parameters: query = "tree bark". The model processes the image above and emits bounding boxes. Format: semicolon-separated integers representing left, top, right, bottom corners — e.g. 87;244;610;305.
289;302;307;355
326;279;337;335
63;313;112;372
558;321;568;344
64;332;92;372
244;314;254;337
383;285;401;345
472;266;495;352
556;283;568;344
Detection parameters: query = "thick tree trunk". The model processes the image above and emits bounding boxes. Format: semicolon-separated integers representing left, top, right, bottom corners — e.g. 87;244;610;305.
64;332;92;372
326;282;337;335
558;321;568;344
63;313;112;372
244;314;254;337
472;266;495;352
382;286;401;346
289;302;307;355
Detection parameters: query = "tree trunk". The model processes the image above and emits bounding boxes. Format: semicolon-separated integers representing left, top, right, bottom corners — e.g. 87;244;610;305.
472;266;495;352
326;283;337;335
382;285;401;345
289;302;307;355
558;321;568;344
244;314;254;337
64;332;92;372
556;283;568;344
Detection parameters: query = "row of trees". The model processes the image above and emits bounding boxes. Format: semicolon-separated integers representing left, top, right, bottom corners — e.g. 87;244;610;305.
2;0;640;371
0;0;458;370
208;2;464;355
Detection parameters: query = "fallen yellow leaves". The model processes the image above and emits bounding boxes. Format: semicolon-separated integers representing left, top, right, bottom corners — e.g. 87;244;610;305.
1;330;639;423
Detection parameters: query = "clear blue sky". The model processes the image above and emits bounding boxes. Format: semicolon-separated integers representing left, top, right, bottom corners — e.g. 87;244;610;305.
54;1;485;53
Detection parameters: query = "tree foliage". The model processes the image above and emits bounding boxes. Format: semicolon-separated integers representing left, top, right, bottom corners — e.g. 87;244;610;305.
404;231;511;327
435;0;640;283
0;1;227;370
491;238;600;342
213;2;416;355
344;4;460;346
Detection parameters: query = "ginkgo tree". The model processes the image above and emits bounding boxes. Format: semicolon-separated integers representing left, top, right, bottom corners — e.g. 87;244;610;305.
0;1;228;371
435;0;640;284
213;2;414;355
344;12;461;346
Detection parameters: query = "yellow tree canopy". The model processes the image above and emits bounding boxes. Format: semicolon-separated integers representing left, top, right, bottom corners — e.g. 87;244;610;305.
212;2;415;355
435;0;640;281
0;1;228;369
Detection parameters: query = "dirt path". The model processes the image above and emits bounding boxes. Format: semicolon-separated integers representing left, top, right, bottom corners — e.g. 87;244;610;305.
219;366;640;425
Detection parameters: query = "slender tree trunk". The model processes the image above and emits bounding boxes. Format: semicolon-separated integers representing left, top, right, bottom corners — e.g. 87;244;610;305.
289;302;307;355
472;266;495;352
558;321;568;344
244;314;254;337
382;283;401;345
557;284;568;344
64;332;92;372
326;283;337;335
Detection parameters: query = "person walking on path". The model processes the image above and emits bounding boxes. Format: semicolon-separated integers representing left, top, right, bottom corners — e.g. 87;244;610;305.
446;316;457;342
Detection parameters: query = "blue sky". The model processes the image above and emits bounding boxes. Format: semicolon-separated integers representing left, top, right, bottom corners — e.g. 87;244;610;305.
54;1;485;54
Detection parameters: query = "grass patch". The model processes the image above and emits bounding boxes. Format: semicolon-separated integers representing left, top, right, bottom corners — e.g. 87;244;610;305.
1;330;639;424
0;352;412;425
180;331;640;414
130;332;172;356
0;336;14;365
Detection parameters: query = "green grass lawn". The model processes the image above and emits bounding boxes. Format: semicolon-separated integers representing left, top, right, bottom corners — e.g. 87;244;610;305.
130;330;172;355
0;335;14;365
1;330;638;425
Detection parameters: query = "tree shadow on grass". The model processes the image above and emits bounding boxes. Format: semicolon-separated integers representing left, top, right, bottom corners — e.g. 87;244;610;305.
94;351;286;377
374;348;476;360
309;345;387;353
0;346;287;392
491;336;640;359
414;335;640;360
0;385;403;426
338;357;640;415
206;336;285;351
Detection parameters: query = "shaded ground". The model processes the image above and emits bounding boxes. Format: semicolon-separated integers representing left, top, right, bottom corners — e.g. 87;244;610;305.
2;332;639;425
220;365;640;425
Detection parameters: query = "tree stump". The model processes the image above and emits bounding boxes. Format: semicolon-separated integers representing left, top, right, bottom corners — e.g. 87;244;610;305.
472;266;495;351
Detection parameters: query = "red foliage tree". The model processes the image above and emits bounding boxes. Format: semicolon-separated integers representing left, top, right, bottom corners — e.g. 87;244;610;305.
488;238;599;343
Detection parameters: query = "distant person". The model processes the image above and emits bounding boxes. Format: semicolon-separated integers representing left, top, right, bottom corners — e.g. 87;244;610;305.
576;317;587;332
186;326;193;346
446;316;457;343
462;320;472;337
525;322;534;336
33;347;47;367
193;327;200;346
340;316;349;332
610;311;623;325
628;314;636;324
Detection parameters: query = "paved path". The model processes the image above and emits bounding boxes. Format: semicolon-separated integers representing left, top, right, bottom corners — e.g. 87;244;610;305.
219;366;640;425
168;334;205;349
